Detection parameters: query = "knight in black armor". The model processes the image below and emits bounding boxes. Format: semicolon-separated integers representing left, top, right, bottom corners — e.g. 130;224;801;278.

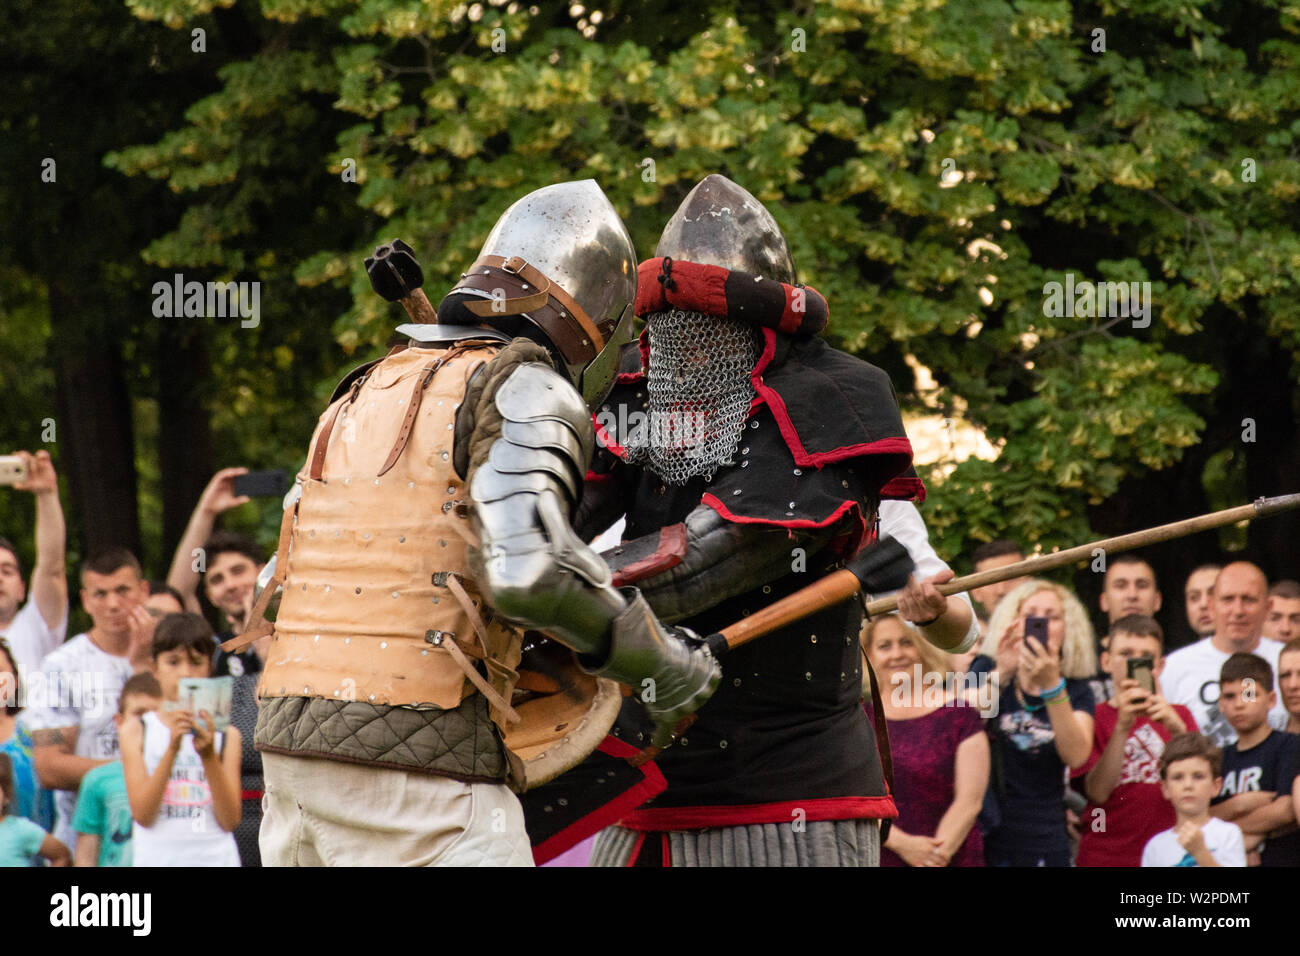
566;174;938;866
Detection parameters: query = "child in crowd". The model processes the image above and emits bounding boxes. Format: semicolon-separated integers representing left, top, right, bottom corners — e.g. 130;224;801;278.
1142;733;1244;866
1209;653;1300;866
72;672;163;866
0;752;70;866
120;613;241;867
1075;615;1196;866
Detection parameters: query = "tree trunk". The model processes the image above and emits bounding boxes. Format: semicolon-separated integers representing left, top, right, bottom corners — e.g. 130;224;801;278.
48;279;141;561
157;322;215;566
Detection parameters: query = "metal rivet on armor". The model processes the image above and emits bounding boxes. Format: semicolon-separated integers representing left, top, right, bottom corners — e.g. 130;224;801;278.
788;500;796;509
333;531;340;538
369;694;376;702
363;532;370;540
397;398;403;405
543;805;552;813
442;501;454;513
750;420;759;429
355;587;362;594
810;634;818;643
437;400;443;406
380;641;388;649
441;452;449;461
679;737;688;746
440;540;447;547
786;511;795;517
344;637;350;644
805;672;812;680
409;481;415;488
344;477;350;485
841;672;847;680
399;536;406;543
302;584;307;590
421;650;428;656
447;486;455;494
842;480;849;488
303;686;309;694
732;490;741;496
333;689;340;697
793;468;802;476
558;798;568;807
447;423;453;430
432;597;439;604
280;686;286;694
374;478;380;485
719;740;728;749
762;585;771;594
315;634;320;641
741;461;749;468
733;678;742;687
521;283;529;290
392;591;398;598
325;585;331;592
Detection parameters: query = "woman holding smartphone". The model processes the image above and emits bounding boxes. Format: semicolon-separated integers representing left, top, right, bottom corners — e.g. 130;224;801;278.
976;579;1096;866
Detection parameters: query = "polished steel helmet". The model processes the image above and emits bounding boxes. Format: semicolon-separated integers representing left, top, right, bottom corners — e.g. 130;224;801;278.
440;179;637;408
655;174;796;284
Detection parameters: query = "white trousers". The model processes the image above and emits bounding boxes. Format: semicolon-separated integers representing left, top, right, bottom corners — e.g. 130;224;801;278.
260;752;533;867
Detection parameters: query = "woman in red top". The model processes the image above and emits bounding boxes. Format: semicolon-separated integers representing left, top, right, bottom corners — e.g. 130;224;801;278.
864;615;989;867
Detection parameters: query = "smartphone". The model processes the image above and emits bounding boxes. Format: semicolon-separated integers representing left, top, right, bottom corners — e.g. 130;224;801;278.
233;469;289;498
0;455;28;486
1023;615;1049;651
1127;656;1156;694
173;676;233;732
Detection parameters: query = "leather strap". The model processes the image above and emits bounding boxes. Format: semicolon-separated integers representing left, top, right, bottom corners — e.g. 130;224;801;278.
221;503;296;653
861;644;895;836
377;360;441;477
377;341;496;477
309;397;348;481
467;255;605;351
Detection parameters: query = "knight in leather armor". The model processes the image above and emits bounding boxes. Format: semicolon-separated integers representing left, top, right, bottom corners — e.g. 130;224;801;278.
554;174;947;866
225;180;718;866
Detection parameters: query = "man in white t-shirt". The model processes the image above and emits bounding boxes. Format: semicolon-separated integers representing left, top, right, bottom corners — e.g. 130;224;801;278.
0;450;69;684
1160;562;1288;747
27;548;154;849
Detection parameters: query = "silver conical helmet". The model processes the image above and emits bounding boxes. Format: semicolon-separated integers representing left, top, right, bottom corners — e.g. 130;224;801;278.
654;174;796;284
445;179;636;408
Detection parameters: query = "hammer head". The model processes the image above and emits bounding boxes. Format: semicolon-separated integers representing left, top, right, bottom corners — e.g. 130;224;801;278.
847;534;915;595
365;238;424;302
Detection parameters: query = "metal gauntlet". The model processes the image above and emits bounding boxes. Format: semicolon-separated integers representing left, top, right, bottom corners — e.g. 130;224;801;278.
586;588;721;747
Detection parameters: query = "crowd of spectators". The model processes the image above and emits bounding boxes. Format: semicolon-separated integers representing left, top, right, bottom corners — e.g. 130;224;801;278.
864;538;1300;869
1;448;1297;868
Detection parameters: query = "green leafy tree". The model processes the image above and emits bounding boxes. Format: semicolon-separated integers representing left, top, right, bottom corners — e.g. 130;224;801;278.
101;0;1300;647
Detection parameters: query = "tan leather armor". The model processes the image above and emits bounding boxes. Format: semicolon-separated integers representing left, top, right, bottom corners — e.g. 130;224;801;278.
258;342;523;734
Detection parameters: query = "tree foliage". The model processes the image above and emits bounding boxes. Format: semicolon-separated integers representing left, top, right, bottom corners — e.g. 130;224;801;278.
7;0;1299;642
